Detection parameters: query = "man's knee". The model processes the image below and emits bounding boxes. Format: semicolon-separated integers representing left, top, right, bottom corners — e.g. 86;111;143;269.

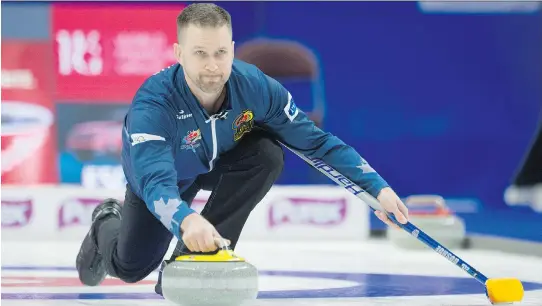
119;272;148;284
107;246;164;284
111;262;158;284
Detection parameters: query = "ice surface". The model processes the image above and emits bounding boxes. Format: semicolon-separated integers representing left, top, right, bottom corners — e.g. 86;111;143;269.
2;240;542;306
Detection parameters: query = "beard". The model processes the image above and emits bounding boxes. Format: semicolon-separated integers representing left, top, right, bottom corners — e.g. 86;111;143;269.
194;73;226;94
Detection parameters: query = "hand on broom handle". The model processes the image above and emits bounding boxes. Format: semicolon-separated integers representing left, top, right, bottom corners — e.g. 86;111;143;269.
280;142;524;304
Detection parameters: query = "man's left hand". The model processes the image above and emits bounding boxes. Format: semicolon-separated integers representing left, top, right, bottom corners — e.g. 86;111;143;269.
374;187;409;229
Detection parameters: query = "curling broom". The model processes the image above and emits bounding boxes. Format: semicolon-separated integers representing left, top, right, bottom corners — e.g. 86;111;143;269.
283;144;524;305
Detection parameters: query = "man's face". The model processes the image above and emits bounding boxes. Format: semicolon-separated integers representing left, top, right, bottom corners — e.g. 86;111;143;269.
175;24;234;94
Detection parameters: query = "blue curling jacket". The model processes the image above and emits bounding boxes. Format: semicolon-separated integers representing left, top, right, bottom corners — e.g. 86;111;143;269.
122;59;389;240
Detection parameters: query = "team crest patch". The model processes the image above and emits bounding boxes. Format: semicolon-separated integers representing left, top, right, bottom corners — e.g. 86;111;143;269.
233;110;254;141
181;129;202;152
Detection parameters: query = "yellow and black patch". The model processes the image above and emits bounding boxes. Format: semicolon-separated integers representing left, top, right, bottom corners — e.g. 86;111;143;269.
233;110;254;141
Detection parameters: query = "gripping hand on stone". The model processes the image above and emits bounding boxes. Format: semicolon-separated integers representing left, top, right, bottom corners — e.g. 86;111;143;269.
180;213;231;252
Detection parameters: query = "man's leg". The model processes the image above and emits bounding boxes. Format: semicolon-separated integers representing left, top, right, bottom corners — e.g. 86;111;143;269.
76;184;199;285
174;130;284;255
96;186;176;283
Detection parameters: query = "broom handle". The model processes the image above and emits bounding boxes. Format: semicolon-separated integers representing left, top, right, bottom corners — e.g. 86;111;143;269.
281;143;489;285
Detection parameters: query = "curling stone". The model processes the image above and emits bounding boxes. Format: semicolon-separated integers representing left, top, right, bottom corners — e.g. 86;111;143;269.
388;195;466;249
161;241;259;306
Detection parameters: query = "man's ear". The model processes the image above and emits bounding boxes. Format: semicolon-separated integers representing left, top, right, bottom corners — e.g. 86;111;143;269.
174;43;182;65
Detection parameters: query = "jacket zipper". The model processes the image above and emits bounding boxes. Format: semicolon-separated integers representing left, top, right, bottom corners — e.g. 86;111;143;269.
206;115;219;171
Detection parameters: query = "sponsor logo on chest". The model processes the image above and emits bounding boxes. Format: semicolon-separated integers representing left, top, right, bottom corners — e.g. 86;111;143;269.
181;129;202;152
233;110;254;141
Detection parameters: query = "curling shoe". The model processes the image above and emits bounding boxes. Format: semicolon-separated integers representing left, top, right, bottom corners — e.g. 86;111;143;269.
76;198;122;286
155;260;170;296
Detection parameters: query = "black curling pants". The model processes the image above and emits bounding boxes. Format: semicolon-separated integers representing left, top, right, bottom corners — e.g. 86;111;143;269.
96;130;284;283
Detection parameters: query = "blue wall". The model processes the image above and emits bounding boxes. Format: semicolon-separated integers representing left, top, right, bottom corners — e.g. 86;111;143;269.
3;1;541;211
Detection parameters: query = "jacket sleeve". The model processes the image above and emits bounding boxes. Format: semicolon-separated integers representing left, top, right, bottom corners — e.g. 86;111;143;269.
259;73;390;198
125;103;195;240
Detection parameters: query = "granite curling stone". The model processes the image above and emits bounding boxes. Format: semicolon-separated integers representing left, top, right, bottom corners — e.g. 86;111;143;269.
161;243;259;306
388;195;466;249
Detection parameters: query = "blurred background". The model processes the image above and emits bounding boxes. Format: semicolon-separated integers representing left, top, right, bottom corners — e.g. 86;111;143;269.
2;1;542;241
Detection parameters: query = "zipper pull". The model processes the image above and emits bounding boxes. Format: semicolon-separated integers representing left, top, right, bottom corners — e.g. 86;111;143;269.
205;111;228;123
205;115;218;124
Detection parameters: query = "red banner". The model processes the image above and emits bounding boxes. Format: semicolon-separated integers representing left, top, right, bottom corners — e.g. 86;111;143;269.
1;41;58;184
52;3;185;102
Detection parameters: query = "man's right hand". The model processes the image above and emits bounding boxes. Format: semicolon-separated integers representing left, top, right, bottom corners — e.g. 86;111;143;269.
180;213;230;252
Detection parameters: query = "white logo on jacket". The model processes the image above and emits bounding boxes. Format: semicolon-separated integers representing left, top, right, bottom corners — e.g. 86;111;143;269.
130;133;165;146
284;91;299;122
176;110;193;120
153;197;182;231
357;157;376;173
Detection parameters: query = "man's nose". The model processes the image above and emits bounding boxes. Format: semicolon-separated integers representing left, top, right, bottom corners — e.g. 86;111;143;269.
205;61;218;72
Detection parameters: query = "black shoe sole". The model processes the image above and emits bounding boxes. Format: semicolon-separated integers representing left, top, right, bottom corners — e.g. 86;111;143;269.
76;199;122;286
76;229;107;286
